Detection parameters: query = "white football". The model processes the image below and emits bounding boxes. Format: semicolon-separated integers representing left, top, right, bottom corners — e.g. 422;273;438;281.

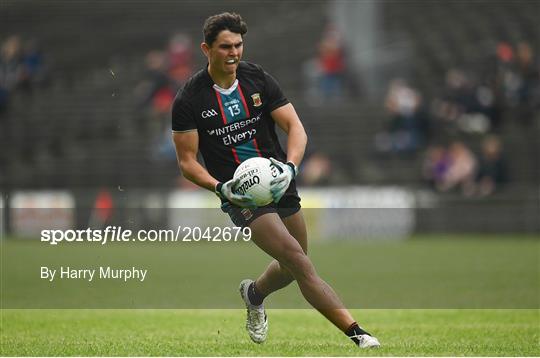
233;157;280;206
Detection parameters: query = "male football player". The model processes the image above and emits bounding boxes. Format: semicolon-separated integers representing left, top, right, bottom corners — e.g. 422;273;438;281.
172;12;380;348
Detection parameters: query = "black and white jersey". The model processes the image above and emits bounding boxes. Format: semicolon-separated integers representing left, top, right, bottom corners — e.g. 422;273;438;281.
172;61;289;182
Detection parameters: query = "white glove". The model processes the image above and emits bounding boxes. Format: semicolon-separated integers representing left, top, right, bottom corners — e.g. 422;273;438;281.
215;178;257;208
269;158;297;203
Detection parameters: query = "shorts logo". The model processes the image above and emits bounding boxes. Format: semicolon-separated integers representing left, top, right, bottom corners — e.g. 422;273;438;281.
201;109;218;118
251;93;262;107
241;208;253;220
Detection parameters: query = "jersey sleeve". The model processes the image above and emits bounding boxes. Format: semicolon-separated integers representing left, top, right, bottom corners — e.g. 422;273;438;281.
171;88;197;132
264;71;289;112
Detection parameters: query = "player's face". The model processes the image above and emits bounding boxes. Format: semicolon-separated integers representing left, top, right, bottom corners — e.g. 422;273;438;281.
205;30;243;76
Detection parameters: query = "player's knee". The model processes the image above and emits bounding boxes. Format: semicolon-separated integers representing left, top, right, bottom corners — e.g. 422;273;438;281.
276;261;292;275
275;262;294;285
295;235;308;255
301;243;308;255
278;244;313;279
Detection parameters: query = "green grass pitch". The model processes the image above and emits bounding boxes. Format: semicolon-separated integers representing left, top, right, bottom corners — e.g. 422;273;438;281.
1;309;538;356
1;235;539;356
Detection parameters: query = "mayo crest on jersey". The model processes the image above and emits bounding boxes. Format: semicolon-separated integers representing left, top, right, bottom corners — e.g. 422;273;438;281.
172;61;289;182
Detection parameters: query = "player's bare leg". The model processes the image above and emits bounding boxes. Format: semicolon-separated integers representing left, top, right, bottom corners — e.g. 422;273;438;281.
248;212;380;347
253;211;308;295
249;213;351;326
238;213;305;344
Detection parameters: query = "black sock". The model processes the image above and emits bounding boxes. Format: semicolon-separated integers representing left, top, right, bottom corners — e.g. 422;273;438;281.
345;322;371;345
247;282;265;306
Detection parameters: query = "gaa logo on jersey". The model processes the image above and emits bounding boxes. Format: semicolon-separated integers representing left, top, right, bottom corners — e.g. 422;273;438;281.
251;93;262;107
201;109;218;118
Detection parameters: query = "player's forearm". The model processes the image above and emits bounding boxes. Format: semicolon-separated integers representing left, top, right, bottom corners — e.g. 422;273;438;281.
285;123;307;167
179;159;219;192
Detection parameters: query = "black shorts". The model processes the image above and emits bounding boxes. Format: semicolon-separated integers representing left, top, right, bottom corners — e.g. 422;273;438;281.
221;180;301;228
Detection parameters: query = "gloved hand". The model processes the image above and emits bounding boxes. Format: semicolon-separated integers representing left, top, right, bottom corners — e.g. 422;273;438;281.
215;178;257;208
269;157;298;203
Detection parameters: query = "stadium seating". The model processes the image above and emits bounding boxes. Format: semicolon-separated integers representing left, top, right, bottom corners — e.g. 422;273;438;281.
1;0;538;191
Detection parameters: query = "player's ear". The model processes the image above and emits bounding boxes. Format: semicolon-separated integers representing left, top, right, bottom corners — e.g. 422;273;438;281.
200;42;210;57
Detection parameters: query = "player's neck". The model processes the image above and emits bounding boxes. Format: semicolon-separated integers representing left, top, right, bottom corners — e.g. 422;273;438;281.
207;65;236;89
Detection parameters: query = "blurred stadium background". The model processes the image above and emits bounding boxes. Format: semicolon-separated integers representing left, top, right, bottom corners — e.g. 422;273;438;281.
1;0;538;236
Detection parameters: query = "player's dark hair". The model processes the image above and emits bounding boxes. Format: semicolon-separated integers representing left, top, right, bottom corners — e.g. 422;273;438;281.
203;12;247;46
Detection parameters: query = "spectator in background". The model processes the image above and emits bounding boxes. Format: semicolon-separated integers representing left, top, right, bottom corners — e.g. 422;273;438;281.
431;69;479;133
493;41;540;127
0;35;49;113
514;41;540;126
476;135;507;196
136;51;175;164
135;50;171;107
376;78;425;153
88;188;114;229
422;144;451;190
167;33;193;89
436;141;477;196
431;67;506;135
136;33;195;160
19;38;47;92
298;152;332;186
0;36;23;92
153;122;177;162
469;83;499;132
317;24;346;99
134;50;175;130
495;41;520;108
0;36;22;111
